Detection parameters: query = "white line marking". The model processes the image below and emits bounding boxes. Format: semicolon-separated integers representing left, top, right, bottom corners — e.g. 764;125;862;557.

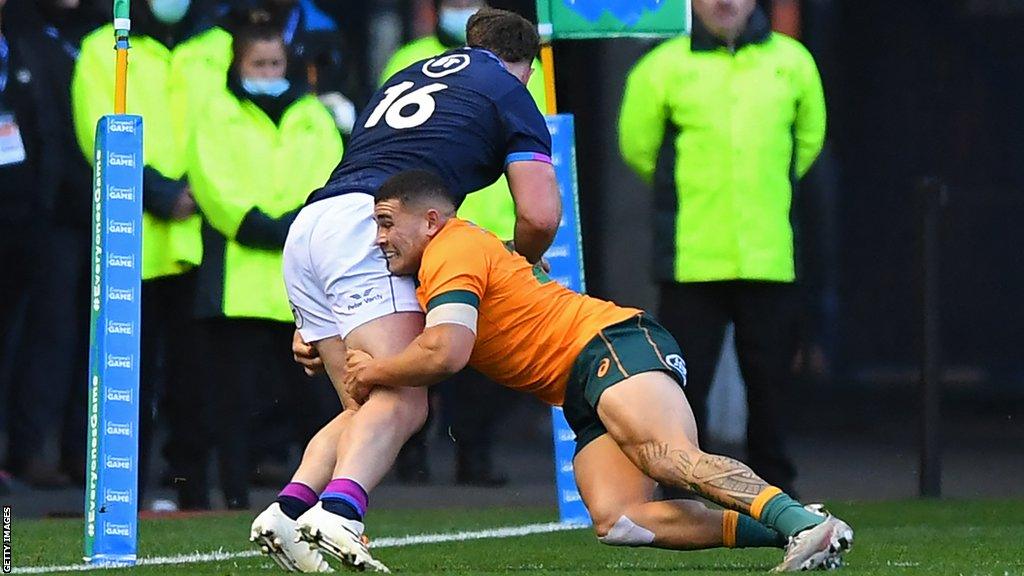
13;521;587;574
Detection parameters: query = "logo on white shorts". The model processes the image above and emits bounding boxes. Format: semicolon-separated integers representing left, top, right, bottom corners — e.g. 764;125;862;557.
665;354;687;385
343;287;383;312
290;303;304;329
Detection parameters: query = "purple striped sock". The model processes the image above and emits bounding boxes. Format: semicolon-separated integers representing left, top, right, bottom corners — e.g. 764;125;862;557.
278;482;318;507
320;478;369;517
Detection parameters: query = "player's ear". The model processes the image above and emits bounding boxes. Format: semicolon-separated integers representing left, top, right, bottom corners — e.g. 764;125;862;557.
425;208;442;237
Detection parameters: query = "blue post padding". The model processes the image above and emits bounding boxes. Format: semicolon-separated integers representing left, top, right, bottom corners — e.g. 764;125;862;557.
84;115;143;566
544;114;591;526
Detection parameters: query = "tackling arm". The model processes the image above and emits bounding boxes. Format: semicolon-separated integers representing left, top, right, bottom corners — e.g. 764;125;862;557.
507;160;561;264
345;323;476;402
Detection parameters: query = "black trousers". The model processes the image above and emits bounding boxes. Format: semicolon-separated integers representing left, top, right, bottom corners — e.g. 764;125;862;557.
658;280;799;492
3;224;90;477
1;222;45;470
196;318;337;509
140;271;206;506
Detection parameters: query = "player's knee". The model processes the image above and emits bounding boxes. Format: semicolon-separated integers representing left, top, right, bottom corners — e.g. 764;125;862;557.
594;514;655;547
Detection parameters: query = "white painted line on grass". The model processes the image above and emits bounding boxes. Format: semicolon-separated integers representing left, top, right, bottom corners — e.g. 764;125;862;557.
13;521;587;574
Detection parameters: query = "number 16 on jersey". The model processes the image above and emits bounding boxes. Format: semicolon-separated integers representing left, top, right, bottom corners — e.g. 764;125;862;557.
365;82;449;130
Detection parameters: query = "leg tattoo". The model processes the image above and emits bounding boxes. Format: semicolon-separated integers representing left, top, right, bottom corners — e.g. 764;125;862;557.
634;441;767;514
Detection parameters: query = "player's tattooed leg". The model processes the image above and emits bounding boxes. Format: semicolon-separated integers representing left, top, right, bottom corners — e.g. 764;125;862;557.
634;441;767;515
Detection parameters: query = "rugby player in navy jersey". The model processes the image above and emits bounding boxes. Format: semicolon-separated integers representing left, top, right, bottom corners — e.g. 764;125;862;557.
248;8;560;572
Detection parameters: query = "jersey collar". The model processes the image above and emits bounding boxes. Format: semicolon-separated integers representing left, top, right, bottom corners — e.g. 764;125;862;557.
691;6;771;53
464;46;510;72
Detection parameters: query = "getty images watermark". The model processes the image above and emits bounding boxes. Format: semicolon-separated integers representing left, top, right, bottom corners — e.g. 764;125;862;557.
2;505;10;573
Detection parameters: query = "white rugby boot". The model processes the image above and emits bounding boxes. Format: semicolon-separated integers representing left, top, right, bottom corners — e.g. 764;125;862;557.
296;502;390;573
251;502;333;573
772;505;853;572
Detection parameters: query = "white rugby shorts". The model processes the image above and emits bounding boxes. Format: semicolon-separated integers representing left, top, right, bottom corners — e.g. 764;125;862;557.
283;193;421;342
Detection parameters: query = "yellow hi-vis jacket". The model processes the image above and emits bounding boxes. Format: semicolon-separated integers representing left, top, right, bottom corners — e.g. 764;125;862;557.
381;36;547;240
72;25;232;280
619;12;826;283
187;90;343;322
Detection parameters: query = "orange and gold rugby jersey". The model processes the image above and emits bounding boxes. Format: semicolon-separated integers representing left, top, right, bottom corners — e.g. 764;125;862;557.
416;219;640;405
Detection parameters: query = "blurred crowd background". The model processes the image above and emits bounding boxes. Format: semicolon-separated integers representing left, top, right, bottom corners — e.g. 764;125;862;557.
1;0;1022;512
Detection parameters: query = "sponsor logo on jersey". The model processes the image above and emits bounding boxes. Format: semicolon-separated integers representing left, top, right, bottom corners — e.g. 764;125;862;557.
596;357;611;378
422;53;471;78
665;354;687;384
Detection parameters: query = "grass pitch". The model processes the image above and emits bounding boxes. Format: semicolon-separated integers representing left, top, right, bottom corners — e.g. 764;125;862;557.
9;499;1024;575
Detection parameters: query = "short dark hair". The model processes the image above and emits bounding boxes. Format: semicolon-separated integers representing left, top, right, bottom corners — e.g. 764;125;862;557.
466;8;540;65
375;170;456;212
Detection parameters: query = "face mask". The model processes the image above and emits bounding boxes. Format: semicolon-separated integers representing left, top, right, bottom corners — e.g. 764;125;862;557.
438;7;476;43
242;77;291;97
150;0;190;24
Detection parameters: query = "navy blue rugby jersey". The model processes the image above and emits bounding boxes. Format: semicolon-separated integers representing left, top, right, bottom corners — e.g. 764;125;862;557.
307;47;552;206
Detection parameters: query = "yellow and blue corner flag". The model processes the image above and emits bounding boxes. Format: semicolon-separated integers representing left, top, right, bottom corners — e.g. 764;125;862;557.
537;0;691;40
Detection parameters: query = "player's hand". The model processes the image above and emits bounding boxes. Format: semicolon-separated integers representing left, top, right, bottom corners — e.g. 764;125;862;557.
505;239;552;273
344;348;376;401
344;349;375;405
292;330;324;376
170;188;197;220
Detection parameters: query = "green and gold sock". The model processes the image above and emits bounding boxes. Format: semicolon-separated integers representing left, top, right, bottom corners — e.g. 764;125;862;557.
722;510;787;548
751;487;824;537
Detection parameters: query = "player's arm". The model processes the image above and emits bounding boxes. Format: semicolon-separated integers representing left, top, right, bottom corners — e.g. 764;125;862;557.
345;323;475;401
345;301;478;403
498;82;561;264
508;160;561;264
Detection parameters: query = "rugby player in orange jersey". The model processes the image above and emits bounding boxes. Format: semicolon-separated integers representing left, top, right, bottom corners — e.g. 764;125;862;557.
343;170;855;572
